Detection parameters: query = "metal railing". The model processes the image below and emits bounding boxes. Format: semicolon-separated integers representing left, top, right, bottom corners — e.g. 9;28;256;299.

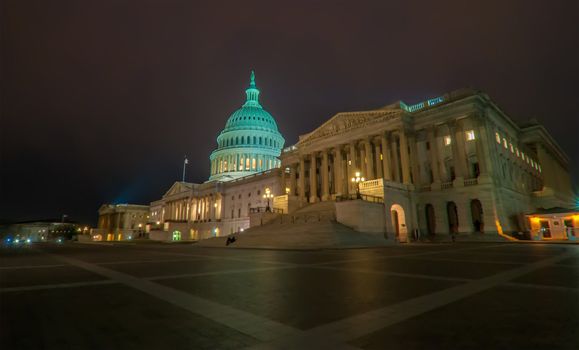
335;193;384;203
249;207;284;214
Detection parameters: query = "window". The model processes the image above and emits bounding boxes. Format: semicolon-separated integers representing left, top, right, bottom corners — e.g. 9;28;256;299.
495;132;501;143
257;190;261;195
252;158;256;170
248;192;251;197
503;138;508;149
444;136;452;146
465;130;475;141
516;148;520;157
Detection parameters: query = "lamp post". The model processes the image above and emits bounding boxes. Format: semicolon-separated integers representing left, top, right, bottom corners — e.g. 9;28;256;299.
263;187;274;212
351;171;365;199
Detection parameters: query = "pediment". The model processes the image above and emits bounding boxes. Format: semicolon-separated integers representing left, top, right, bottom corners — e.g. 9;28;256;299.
297;109;402;146
163;182;193;198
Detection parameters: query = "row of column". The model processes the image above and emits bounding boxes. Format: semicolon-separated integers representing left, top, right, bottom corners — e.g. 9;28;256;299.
211;154;279;175
166;196;221;222
285;121;489;203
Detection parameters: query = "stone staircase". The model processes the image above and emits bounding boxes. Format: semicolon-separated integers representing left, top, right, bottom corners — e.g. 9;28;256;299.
196;201;391;249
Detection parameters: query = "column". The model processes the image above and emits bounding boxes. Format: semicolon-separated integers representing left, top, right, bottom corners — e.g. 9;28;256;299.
374;139;383;179
299;156;306;203
381;132;392;181
364;139;375;179
280;164;287;194
309;152;318;203
427;126;441;185
321;150;330;201
475;121;488;176
399;130;411;185
333;146;343;196
408;133;420;185
449;121;467;184
391;136;400;182
349;142;357;192
289;164;297;195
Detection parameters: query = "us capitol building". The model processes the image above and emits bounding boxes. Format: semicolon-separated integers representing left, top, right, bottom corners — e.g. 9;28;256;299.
95;71;576;242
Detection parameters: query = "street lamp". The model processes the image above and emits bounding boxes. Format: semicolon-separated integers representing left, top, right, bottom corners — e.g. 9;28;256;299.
351;171;365;199
263;187;274;212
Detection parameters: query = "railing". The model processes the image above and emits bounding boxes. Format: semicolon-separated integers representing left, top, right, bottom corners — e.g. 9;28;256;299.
335;193;384;203
441;181;453;189
249;207;284;214
464;178;478;186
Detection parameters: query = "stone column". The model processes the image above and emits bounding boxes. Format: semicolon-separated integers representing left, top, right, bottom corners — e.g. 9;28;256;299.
449;121;466;185
333;145;343;196
474;119;488;176
349;142;357;192
381;132;392;181
321;150;330;201
408;133;420;186
391;136;400;182
309;152;318;203
290;164;297;195
399;130;411;185
364;139;375;179
280;165;287;194
427;126;441;187
374;139;383;179
299;156;306;203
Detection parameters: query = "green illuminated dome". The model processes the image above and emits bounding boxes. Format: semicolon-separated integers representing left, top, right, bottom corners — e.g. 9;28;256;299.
209;71;285;182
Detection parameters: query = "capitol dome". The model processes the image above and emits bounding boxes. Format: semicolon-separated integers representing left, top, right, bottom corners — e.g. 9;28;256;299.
209;71;285;182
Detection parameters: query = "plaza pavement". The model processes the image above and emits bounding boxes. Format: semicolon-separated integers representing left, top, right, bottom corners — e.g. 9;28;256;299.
0;241;577;349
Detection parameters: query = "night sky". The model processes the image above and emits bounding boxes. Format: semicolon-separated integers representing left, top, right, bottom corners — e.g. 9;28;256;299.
1;1;578;225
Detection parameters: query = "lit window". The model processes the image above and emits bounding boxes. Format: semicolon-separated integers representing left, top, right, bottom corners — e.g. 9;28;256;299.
495;132;501;143
526;156;530;164
444;136;452;146
246;158;250;169
503;138;508;149
539;165;542;173
516;148;520;157
465;130;475;141
348;160;352;165
521;151;525;160
380;153;383;160
252;158;256;170
510;143;514;153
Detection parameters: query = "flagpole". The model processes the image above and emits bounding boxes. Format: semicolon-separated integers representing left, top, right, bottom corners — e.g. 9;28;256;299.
182;156;188;182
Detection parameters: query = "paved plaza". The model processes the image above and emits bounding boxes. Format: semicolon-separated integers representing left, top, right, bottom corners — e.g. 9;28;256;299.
1;242;578;349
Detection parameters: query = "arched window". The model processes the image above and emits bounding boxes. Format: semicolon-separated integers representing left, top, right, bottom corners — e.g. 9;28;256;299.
253;136;257;144
235;137;239;145
241;136;245;144
259;137;262;145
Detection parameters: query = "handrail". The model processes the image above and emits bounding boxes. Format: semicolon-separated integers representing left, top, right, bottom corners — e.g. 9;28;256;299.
335;193;384;203
249;207;284;214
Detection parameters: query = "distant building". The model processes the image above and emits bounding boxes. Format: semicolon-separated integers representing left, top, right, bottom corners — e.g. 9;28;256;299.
101;71;576;242
0;219;88;242
527;208;578;241
93;204;149;241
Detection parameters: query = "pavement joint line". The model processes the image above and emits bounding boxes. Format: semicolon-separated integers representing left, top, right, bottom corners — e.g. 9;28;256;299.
142;249;300;267
0;264;68;270
394;256;527;265
146;265;299;281
0;280;118;293
45;252;303;343
97;257;203;266
306;265;473;283
249;250;577;348
503;282;579;292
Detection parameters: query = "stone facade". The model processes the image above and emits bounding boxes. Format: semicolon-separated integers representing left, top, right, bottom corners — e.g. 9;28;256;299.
99;77;575;242
94;204;149;241
280;88;575;241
